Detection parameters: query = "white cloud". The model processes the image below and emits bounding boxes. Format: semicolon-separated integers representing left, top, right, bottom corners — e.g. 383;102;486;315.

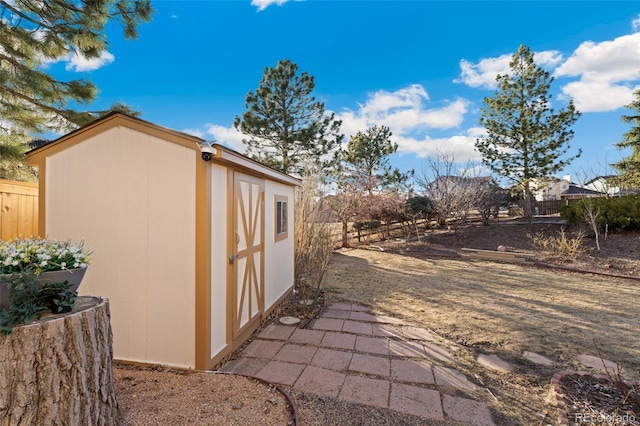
456;55;511;89
338;84;468;137
633;14;640;32
251;0;289;11
335;84;477;161
204;124;245;152
65;51;115;72
554;33;640;112
456;50;562;89
395;129;484;162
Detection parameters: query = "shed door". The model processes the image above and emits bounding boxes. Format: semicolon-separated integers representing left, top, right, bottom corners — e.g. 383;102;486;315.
231;172;265;340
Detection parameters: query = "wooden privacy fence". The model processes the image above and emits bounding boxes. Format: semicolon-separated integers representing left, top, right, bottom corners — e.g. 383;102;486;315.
0;179;38;240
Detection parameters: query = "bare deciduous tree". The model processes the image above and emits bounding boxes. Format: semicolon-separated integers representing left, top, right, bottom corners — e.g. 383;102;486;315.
416;151;491;230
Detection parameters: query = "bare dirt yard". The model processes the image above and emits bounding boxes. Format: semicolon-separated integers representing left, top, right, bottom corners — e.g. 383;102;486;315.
114;218;640;425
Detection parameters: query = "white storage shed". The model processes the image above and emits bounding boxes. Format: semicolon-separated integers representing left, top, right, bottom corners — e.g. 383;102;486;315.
27;112;299;370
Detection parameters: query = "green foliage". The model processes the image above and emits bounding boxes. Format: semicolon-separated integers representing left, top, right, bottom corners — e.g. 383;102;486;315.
560;195;640;231
0;273;77;334
0;134;37;182
234;59;343;176
405;196;434;217
475;44;581;219
612;89;640;188
339;125;412;195
0;0;153;134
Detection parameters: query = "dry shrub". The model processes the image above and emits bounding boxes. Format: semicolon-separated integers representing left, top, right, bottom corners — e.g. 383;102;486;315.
294;172;336;309
529;229;586;261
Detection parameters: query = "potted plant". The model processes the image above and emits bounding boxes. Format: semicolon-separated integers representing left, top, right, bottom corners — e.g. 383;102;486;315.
0;238;91;331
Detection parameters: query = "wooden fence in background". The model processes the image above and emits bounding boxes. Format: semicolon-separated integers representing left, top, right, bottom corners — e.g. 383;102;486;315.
0;179;38;240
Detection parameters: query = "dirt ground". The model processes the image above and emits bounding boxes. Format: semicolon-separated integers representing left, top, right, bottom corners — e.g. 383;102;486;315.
320;219;640;424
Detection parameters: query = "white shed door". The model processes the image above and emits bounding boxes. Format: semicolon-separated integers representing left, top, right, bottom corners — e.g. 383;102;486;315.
231;172;265;339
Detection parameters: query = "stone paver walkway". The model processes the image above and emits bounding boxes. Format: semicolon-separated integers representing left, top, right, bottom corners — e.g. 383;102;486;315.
220;302;495;425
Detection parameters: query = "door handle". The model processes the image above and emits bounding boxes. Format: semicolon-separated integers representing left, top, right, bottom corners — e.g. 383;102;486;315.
229;254;239;264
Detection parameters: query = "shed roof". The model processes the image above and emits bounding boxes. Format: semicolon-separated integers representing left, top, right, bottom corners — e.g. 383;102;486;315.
27;112;301;187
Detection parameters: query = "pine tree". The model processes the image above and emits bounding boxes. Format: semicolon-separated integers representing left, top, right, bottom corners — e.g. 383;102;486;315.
233;59;343;176
0;0;152;134
612;89;640;189
475;44;581;219
340;125;411;196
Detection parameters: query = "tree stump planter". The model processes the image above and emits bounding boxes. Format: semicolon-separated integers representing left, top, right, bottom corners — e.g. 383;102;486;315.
0;297;126;425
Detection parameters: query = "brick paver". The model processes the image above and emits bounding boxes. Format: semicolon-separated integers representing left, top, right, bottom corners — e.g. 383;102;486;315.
371;323;403;338
577;354;619;371
442;394;495;426
255;360;305;386
242;339;284;359
288;328;325;345
342;320;373;335
391;359;434;384
312;318;344;331
310;347;353;372
327;302;352;311
223;304;494;424
355;335;389;356
258;324;295;340
390;383;444;420
349;304;370;312
339;376;389;408
423;342;456;364
218;357;267;376
293;365;346;398
274;343;317;364
477;353;511;373
374;315;404;325
402;326;437;341
322;309;351;319
349;353;390;377
388;340;427;358
434;366;478;392
320;331;356;350
349;311;377;322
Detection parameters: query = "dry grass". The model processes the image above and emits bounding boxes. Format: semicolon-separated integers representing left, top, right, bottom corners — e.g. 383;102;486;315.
528;229;587;261
322;248;640;424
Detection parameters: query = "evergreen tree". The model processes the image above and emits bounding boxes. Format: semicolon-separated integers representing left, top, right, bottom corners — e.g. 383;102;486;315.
475;44;581;219
0;134;36;181
0;0;153;134
339;125;411;196
233;59;343;176
612;89;640;189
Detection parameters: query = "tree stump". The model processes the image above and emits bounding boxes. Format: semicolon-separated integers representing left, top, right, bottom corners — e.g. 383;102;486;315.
0;297;126;425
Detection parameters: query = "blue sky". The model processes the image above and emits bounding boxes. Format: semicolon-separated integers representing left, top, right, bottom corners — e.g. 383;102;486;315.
46;1;640;183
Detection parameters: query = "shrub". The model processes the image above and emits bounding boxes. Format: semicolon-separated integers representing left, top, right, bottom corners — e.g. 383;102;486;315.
560;195;640;232
529;230;586;261
294;171;335;310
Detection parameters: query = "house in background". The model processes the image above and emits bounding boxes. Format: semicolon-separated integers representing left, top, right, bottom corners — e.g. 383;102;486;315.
583;175;621;196
534;175;605;201
27;112;300;370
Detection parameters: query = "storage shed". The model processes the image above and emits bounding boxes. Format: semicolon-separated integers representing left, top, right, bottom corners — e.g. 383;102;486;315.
27;112;300;370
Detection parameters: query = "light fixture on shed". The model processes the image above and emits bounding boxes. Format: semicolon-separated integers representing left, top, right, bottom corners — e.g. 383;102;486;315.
197;141;216;161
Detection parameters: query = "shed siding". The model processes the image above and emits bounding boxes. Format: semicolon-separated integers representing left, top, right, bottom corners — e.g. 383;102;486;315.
210;164;228;356
45;126;197;368
264;181;295;308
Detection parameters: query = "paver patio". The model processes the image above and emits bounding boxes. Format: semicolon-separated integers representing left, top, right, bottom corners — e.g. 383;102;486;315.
219;303;496;425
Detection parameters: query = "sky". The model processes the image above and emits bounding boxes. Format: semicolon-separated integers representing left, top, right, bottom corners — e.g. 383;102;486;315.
45;0;640;184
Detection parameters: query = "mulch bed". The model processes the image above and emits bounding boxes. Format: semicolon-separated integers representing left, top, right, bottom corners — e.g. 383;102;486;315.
551;371;639;425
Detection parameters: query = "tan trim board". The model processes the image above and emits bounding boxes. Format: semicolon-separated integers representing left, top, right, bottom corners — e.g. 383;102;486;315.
213;145;300;187
195;153;212;370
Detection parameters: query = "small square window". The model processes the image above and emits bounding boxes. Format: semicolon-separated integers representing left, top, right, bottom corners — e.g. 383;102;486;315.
275;195;288;241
